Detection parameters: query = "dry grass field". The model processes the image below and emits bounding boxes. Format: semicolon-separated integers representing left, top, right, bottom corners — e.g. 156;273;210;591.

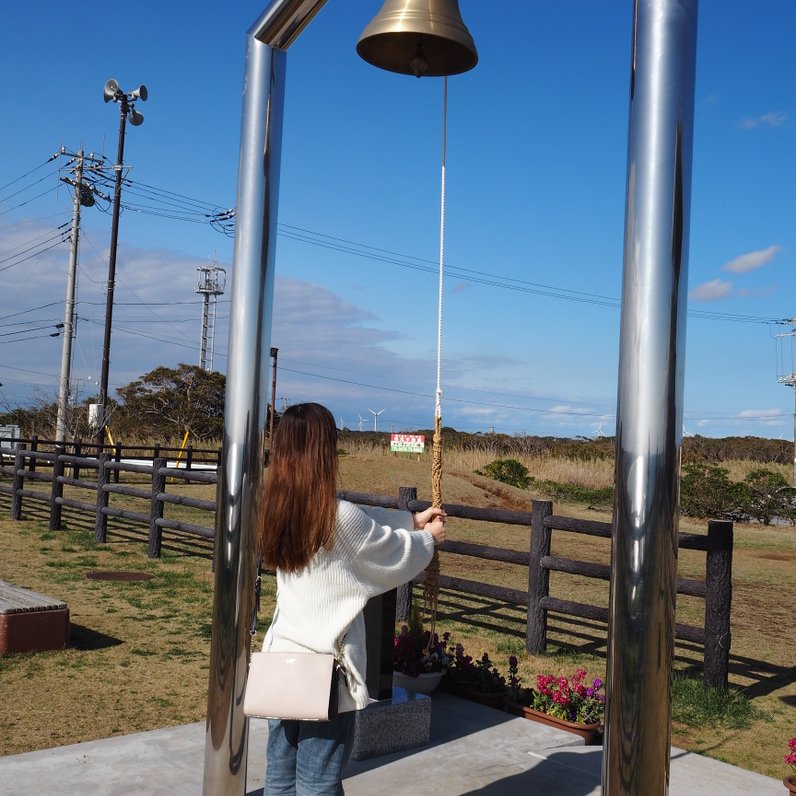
0;445;793;780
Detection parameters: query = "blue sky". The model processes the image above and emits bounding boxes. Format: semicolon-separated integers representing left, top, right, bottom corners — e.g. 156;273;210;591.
1;2;795;438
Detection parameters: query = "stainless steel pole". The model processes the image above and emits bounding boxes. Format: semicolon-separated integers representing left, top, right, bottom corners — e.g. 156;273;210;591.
55;150;83;443
202;29;286;796
603;2;698;795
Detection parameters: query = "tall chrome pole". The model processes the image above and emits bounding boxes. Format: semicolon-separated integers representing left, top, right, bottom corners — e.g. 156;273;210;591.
202;3;328;793
202;36;285;796
603;2;698;794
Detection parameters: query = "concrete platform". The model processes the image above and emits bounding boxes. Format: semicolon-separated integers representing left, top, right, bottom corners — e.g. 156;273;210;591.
0;691;783;795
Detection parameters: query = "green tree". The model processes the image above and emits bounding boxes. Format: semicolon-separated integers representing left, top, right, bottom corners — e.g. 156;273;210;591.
114;364;225;441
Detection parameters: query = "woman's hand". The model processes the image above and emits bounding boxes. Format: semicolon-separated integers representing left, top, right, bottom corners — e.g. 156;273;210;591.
425;519;446;546
412;506;447;530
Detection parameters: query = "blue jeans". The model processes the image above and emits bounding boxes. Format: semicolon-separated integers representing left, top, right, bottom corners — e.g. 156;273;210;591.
265;712;355;795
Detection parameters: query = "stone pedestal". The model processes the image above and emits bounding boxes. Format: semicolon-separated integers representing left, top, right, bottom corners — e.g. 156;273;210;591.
351;687;432;761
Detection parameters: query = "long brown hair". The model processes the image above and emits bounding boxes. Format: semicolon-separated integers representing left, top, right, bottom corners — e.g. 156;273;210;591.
259;402;339;572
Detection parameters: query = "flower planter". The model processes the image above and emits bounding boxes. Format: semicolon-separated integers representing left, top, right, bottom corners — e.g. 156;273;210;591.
393;671;445;695
784;775;796;794
439;681;507;709
504;700;602;745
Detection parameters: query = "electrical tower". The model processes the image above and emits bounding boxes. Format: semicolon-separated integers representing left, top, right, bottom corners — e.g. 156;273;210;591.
196;264;226;371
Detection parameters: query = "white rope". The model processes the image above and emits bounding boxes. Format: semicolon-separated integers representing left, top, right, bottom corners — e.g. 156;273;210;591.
435;77;447;424
425;77;448;644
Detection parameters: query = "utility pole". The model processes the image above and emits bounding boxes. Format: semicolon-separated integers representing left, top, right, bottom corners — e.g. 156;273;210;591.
55;148;106;443
98;79;147;447
776;318;796;487
269;347;278;440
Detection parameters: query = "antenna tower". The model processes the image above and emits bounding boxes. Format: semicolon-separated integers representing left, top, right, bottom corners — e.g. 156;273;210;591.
196;263;226;370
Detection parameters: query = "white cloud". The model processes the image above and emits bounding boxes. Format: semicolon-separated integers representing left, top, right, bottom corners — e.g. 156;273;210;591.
547;404;592;416
722;245;782;273
737;408;785;419
737;111;788;129
689;279;733;301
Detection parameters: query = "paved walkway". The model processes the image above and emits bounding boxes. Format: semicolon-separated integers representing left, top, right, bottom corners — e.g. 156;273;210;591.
0;692;783;795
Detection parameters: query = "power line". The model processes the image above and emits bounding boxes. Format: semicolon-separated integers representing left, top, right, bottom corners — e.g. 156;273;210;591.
276;223;784;324
0;156;59;193
0;231;71;274
0;323;61;338
0;225;70;267
0;301;65;322
0;332;61;345
0;185;60;217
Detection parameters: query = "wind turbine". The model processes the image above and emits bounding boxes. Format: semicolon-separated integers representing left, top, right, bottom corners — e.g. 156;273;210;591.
358;415;366;433
368;408;384;432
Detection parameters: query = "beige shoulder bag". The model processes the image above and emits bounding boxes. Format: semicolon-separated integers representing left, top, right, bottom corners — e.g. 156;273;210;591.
242;565;345;722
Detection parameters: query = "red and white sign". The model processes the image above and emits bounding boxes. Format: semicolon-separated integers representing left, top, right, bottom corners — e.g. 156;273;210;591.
390;434;425;453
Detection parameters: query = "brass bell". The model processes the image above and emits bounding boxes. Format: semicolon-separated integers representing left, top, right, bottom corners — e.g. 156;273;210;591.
356;0;478;78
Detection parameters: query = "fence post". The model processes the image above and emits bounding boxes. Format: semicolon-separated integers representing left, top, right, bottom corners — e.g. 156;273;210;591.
10;444;26;520
148;457;168;558
29;434;38;474
94;452;110;543
49;446;65;531
396;486;418;622
73;439;82;481
186;446;194;471
527;499;553;653
703;519;733;688
114;442;122;484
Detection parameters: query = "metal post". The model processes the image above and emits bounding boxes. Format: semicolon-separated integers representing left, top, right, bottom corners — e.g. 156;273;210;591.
269;346;278;440
204;9;288;794
98;98;128;448
603;2;698;795
55;151;83;443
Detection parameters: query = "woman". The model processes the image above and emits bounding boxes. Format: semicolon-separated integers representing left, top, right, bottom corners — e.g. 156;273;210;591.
259;402;445;795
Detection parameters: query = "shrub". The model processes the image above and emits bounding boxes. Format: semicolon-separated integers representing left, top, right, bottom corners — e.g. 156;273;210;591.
530;478;614;507
679;464;745;519
742;468;795;525
476;458;531;489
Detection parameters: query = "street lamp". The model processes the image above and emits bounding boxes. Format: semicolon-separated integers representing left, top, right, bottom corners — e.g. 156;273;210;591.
97;78;148;447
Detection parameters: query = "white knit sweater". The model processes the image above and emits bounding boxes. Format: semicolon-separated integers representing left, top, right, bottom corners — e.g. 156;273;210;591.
262;500;435;713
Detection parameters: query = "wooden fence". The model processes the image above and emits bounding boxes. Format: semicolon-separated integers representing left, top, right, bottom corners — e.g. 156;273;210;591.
0;447;732;686
0;435;220;482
